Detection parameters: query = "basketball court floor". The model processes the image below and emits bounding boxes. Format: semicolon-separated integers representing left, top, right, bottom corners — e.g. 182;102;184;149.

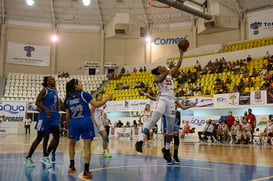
1;134;273;181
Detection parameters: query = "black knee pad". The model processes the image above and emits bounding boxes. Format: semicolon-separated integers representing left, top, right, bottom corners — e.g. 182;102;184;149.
173;134;179;146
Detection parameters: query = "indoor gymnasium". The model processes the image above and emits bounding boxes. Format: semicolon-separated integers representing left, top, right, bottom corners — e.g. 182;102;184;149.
1;0;273;180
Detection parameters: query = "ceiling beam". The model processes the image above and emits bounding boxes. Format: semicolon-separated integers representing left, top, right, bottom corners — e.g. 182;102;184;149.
50;0;56;29
232;0;242;19
95;0;103;29
138;0;149;30
1;0;5;24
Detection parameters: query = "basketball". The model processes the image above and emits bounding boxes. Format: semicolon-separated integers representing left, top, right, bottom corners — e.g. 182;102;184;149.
178;39;189;51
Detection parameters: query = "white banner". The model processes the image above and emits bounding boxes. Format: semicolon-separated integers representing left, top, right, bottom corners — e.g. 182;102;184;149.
109;127;132;139
250;90;266;105
181;116;220;133
248;9;273;40
6;42;51;66
179;96;213;107
214;93;240;107
0;102;27;122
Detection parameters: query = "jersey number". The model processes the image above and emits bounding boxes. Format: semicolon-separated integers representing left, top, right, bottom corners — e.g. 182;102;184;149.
166;80;172;85
70;105;83;118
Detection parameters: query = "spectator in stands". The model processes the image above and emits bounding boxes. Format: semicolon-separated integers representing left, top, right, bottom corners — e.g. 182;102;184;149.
115;83;122;90
198;119;215;142
265;71;270;81
134;81;145;89
235;61;241;74
176;90;185;97
257;118;273;146
121;67;125;74
261;80;270;90
225;111;235;130
227;62;232;71
246;78;254;88
181;121;191;138
246;108;256;143
194;60;201;71
250;68;258;77
122;82;129;89
125;70;130;76
205;90;210;95
247;55;252;62
189;71;198;84
133;67;137;73
221;57;227;64
241;65;249;78
116;120;124;128
238;79;245;92
139;67;143;72
265;51;271;60
143;66;147;72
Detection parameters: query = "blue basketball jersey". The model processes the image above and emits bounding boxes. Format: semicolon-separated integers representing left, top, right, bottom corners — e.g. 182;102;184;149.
39;87;59;120
161;114;180;133
66;91;93;119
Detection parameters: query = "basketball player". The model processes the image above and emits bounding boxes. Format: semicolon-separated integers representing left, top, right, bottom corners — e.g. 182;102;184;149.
90;93;111;157
24;76;60;167
139;104;153;145
135;49;186;161
231;121;241;144
257;119;273;145
65;79;111;179
238;118;252;144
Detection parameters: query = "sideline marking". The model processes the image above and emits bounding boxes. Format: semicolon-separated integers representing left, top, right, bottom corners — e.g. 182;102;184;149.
250;175;273;181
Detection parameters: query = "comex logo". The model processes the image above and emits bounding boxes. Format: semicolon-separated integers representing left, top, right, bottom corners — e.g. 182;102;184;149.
0;104;25;114
191;119;205;126
153;35;188;45
250;22;262;35
24;46;35;57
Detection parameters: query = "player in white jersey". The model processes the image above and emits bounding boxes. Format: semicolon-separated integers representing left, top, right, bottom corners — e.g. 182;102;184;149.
135;48;186;164
139;104;153;145
90;93;111;157
238;118;252;144
257;119;273;145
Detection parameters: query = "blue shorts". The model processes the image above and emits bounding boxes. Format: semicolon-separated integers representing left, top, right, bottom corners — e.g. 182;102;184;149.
35;116;52;135
161;115;179;133
69;116;95;141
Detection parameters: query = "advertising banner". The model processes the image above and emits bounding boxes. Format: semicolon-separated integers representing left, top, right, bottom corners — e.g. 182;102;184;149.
214;93;239;107
109;127;132;139
239;92;250;105
6;42;51;67
248;9;273;40
178;96;213;107
181;116;220;133
267;89;273;104
250;90;266;105
0;102;26;122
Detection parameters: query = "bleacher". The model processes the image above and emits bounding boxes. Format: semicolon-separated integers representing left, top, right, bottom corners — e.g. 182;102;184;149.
1;73;107;102
221;37;273;53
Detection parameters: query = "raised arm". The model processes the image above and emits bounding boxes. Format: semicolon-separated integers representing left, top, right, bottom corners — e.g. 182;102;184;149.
170;49;185;77
175;98;196;110
90;94;112;108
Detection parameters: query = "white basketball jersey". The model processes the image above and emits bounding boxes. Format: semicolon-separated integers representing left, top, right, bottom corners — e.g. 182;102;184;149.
94;105;105;123
141;111;152;123
156;74;174;97
268;124;273;132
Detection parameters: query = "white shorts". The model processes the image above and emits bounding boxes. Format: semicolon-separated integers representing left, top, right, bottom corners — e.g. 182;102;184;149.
153;96;175;118
95;117;105;133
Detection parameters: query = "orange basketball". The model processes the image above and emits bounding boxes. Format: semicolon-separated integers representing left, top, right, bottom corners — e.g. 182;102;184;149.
178;39;189;51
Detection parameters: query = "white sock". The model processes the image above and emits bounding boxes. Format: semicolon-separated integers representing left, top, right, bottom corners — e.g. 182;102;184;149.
165;143;170;150
138;133;146;142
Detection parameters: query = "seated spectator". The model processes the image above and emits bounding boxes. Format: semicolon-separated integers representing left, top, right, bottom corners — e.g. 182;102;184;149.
125;70;130;76
247;55;252;62
265;51;271;60
241;65;249;78
143;66;147;72
194;60;201;71
116;120;124;128
265;71;270;80
221;57;227;64
125;121;131;127
250;68;258;77
257;119;273;145
238;79;245;92
198;119;215;142
181;121;191;138
121;67;125;74
246;78;254;87
231;121;241;144
122;82;129;89
115;83;123;90
261;80;270;90
204;90;210;95
133;67;137;73
237;118;252;144
139;67;143;72
176;90;185;97
216;120;228;143
133;120;138;128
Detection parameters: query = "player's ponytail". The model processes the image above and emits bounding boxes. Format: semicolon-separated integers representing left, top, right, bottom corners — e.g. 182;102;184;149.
64;79;78;107
42;76;49;87
151;67;160;75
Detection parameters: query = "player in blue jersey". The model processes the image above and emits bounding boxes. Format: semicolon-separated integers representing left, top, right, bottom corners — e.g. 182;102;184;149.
65;79;112;179
25;76;60;167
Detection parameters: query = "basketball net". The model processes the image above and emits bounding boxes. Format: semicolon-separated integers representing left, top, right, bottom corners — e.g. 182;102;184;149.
148;0;172;32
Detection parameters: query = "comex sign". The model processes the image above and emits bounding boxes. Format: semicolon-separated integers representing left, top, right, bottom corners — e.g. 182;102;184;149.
153;37;187;45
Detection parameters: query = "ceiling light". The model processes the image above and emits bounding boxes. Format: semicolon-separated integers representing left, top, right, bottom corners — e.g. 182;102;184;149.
51;34;59;43
82;0;91;6
26;0;34;6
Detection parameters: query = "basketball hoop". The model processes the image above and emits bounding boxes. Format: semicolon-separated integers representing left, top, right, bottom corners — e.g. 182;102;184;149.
149;0;171;8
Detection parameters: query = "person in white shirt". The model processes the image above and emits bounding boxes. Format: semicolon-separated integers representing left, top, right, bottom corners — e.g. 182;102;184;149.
24;115;32;135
